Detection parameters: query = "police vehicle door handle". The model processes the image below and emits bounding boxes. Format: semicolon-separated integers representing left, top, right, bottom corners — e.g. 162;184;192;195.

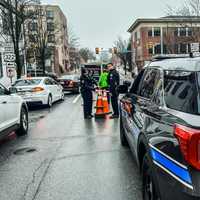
1;101;7;104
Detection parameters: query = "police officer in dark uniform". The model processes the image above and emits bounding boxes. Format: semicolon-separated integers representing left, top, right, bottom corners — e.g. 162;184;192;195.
80;68;95;119
107;63;120;119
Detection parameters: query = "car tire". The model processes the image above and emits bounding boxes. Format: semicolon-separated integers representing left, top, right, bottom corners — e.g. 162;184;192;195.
61;91;65;101
142;154;161;200
120;116;129;147
47;94;52;108
16;107;28;136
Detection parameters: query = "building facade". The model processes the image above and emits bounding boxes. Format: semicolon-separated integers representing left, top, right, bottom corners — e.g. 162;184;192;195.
128;16;200;69
25;5;70;76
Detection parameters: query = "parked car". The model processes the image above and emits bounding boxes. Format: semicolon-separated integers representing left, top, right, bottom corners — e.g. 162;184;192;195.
119;55;200;200
58;75;80;94
12;77;64;107
0;83;28;137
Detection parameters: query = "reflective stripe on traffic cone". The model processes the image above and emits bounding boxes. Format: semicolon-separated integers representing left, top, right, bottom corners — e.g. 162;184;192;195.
102;90;111;115
95;90;104;118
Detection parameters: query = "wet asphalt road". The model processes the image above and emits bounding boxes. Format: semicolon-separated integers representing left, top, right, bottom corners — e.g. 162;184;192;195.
0;93;142;200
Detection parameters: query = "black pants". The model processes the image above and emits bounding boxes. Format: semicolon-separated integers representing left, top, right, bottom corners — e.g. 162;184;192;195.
82;91;93;117
111;93;119;116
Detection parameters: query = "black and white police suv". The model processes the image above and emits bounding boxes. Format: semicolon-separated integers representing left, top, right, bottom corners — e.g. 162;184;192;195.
119;55;200;200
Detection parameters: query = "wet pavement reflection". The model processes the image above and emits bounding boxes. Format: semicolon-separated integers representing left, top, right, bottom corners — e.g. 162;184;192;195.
0;94;142;200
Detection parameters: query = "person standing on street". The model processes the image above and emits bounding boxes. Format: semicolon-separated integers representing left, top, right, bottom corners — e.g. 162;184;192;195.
80;68;95;119
107;63;120;119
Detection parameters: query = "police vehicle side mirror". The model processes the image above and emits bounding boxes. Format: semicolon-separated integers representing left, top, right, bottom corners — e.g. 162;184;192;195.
117;85;129;94
9;87;17;94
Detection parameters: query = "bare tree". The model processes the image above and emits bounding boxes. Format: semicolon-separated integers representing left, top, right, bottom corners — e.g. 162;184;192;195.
165;0;200;54
114;36;129;74
166;0;200;16
68;26;80;49
0;0;39;78
79;48;95;63
67;26;81;70
26;5;61;75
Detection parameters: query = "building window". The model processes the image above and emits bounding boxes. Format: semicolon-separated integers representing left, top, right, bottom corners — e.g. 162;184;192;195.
47;22;54;32
148;29;152;37
148;47;153;55
174;44;179;54
155;44;161;54
174;28;179;36
180;28;187;36
48;34;55;43
46;10;54;19
134;31;138;41
180;43;187;53
154;27;161;36
188;28;192;36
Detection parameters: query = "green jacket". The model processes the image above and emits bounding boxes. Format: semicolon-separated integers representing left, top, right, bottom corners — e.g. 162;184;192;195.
98;72;109;88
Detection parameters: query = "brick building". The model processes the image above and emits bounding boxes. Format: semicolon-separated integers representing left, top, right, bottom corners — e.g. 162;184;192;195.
25;4;70;76
128;16;200;69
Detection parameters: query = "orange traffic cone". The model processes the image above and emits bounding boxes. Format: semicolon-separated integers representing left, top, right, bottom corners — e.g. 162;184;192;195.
102;90;111;115
95;90;104;118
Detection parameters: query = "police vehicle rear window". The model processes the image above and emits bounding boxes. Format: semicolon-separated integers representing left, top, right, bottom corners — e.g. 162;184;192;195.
164;71;200;115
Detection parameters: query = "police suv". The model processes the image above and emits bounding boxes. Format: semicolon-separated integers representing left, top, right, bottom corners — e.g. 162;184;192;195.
119;55;200;200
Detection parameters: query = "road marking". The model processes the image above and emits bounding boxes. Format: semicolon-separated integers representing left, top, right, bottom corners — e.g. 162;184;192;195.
73;94;81;104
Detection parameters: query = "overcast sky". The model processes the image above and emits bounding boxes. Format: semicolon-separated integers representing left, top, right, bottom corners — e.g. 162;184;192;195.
42;0;183;50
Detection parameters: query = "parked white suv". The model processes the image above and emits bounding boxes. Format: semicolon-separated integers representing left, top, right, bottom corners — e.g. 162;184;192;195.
0;83;28;137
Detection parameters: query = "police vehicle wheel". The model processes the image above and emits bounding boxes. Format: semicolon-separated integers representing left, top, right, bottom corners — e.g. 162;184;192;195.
120;116;129;147
142;154;160;200
16;107;28;136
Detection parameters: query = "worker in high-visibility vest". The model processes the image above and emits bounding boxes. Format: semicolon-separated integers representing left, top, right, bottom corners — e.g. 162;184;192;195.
98;68;110;103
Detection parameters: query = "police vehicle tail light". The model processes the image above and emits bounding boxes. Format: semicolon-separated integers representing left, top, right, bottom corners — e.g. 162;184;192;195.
174;124;200;170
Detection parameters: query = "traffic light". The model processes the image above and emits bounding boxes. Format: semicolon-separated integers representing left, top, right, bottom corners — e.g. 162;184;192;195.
95;47;100;54
113;47;118;54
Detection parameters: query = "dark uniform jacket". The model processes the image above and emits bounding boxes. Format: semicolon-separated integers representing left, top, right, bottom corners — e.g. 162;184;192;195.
80;74;95;94
108;69;120;95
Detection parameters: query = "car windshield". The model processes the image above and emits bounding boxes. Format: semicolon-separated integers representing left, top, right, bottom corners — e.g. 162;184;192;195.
14;79;42;86
164;70;200;115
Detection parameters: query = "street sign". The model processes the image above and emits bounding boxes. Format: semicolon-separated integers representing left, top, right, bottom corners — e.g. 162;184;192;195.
7;62;16;68
191;43;199;53
4;43;14;53
6;67;15;78
4;46;14;53
3;53;16;62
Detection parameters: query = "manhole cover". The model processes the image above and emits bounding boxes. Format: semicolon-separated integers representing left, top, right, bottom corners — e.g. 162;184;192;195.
13;147;37;155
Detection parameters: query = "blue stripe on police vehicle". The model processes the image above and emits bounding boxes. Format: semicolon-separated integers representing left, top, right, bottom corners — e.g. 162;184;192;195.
150;144;193;189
